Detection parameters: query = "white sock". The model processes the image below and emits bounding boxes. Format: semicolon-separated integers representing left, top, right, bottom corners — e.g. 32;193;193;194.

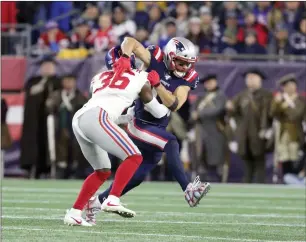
70;208;82;215
108;195;120;203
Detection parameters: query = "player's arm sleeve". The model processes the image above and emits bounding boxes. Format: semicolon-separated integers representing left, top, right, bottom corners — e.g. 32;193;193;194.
139;83;169;118
121;37;151;67
184;70;200;90
144;98;170;118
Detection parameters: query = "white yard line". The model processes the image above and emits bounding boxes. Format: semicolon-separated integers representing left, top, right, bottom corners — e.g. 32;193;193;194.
2;226;303;242
2;226;305;242
2;216;305;228
2;200;304;211
2;199;305;211
2;213;306;220
2;206;306;219
2;187;305;199
3;193;304;206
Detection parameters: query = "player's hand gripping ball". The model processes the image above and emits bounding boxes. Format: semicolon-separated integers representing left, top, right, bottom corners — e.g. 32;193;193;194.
147;70;161;87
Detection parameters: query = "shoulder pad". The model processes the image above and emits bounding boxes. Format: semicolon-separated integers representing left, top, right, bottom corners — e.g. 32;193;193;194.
147;45;163;62
184;70;199;83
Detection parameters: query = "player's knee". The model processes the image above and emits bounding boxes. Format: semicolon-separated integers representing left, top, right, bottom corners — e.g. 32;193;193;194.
95;169;111;180
127;154;143;165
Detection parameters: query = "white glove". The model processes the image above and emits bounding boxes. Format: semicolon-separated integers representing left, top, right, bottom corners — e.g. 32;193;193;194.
229;141;238;153
116;107;135;125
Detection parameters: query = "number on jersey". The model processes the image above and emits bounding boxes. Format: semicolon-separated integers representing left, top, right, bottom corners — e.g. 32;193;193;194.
93;71;130;93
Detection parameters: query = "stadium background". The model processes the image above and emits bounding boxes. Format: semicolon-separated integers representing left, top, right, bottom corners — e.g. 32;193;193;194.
1;1;306;183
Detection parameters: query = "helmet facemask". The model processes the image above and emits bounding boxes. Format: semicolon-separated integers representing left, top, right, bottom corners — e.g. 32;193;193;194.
168;52;196;78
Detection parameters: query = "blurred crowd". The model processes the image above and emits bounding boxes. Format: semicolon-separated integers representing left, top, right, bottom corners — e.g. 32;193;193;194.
1;1;306;57
2;58;304;185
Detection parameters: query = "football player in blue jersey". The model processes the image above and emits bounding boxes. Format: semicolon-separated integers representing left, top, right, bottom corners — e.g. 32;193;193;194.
84;38;211;225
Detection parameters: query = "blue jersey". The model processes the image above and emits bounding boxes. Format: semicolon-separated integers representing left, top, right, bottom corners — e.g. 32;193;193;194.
134;45;199;127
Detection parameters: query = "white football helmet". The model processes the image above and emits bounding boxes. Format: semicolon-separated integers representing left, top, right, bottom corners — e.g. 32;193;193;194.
163;37;198;78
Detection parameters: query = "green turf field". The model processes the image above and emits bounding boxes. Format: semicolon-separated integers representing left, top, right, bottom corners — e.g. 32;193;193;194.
1;179;305;242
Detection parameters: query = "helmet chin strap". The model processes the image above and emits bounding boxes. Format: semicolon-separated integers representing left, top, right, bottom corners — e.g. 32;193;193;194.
173;70;186;78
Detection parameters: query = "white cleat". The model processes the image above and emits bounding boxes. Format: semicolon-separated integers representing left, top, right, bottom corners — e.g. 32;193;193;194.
85;196;102;226
101;195;136;218
185;176;211;207
64;208;92;226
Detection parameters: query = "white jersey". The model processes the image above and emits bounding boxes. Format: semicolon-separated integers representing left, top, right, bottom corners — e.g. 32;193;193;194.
78;69;148;121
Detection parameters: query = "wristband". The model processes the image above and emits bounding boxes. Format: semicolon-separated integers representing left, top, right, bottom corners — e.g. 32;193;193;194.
169;97;179;111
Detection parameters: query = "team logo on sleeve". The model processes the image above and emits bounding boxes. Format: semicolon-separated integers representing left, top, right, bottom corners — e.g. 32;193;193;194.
173;39;186;53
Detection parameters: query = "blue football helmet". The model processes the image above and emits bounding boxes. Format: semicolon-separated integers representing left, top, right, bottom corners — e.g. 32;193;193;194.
105;46;136;70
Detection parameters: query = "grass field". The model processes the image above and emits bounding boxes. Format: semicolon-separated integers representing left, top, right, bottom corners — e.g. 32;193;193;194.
1;179;305;242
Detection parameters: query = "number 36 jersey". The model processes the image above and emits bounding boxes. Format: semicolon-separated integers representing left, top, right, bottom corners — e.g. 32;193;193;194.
80;69;148;121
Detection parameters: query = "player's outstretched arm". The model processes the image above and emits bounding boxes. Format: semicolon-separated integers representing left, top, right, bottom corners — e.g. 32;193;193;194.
121;37;151;68
147;71;190;112
139;83;169;118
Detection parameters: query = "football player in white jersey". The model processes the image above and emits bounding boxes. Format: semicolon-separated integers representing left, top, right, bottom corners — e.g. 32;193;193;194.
64;69;169;226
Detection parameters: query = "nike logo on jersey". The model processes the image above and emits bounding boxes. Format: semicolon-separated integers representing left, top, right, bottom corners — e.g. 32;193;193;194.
71;217;82;224
165;73;171;80
107;201;119;207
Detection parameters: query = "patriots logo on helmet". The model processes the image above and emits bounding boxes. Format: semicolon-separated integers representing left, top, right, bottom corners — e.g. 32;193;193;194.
173;39;186;53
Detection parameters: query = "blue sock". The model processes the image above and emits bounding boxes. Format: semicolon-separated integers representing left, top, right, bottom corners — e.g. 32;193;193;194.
164;139;189;191
98;179;143;204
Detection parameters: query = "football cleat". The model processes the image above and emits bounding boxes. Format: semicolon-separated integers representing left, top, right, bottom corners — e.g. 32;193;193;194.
85;196;102;226
185;176;211;207
101;195;136;218
64;208;92;226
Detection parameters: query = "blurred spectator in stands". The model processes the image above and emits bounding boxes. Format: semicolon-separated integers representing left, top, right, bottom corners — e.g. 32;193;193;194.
94;14;115;53
270;74;306;178
135;27;151;48
289;16;306;56
268;23;291;56
253;2;272;27
81;3;100;29
70;18;95;50
237;12;268;47
1;2;17;32
186;17;210;54
1;98;12;151
46;75;88;179
226;69;273;183
240;30;267;55
190;75;227;182
169;2;190;37
283;2;303;30
218;11;240;55
112;5;137;44
16;2;39;25
134;2;164;28
21;58;61;179
158;18;177;50
199;6;220;53
1;2;18;55
38;21;69;54
50;2;73;32
218;2;244;27
16;2;42;44
136;1;167;13
267;6;285;33
147;4;164;33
